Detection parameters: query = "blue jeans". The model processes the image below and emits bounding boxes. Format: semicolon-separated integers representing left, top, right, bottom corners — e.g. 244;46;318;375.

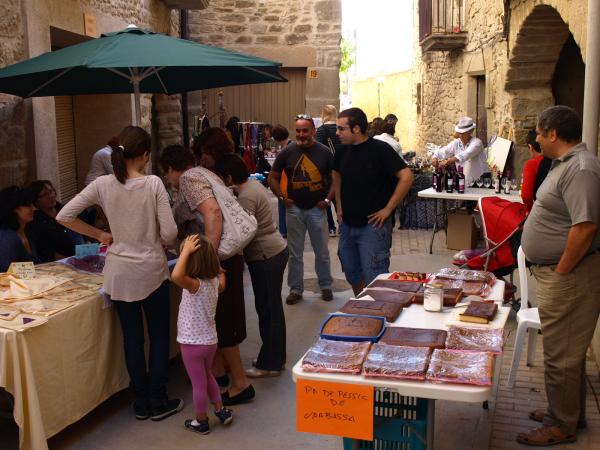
277;199;287;236
338;219;392;286
112;280;171;407
286;205;333;294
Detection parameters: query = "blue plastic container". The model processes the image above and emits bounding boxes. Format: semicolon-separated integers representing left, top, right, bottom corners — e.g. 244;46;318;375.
343;390;428;450
319;313;386;343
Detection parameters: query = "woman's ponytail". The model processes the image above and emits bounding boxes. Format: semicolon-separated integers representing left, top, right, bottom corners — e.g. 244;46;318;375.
110;144;127;184
109;126;151;184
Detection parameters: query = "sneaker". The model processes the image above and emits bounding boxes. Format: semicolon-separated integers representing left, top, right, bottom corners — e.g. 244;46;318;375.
184;418;210;434
321;289;333;301
245;366;281;378
214;407;233;426
150;398;184;421
286;292;302;305
133;400;150;420
329;229;337;237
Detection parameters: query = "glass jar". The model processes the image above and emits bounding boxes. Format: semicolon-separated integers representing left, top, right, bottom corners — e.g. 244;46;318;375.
423;283;444;312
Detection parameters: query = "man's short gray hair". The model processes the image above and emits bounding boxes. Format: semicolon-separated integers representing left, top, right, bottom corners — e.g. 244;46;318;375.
537;105;582;143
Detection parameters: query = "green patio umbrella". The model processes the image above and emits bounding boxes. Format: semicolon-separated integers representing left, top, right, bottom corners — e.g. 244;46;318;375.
0;25;286;125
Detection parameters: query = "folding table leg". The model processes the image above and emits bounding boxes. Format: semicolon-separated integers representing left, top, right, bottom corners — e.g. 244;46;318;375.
427;399;435;449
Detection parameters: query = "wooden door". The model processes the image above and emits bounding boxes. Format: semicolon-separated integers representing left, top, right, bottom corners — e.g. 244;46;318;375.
54;96;78;202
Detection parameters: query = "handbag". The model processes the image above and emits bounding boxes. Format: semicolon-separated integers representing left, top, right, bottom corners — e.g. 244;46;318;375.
197;167;258;260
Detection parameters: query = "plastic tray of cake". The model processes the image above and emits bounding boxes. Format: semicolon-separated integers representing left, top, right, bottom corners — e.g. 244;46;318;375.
320;313;386;343
363;343;432;380
426;349;494;386
301;338;371;374
445;325;504;354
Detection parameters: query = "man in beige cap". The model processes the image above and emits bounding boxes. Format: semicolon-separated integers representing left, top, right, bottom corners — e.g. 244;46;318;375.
432;116;489;186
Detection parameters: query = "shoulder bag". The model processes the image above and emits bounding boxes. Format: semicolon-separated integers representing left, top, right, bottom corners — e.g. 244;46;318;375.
197;167;258;260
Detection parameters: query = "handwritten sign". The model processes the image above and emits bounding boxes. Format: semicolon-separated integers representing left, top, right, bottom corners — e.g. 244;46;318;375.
75;243;99;259
296;379;373;441
8;262;36;279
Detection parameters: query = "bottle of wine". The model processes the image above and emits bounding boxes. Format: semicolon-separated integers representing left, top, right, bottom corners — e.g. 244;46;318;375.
432;162;438;191
504;169;511;194
457;165;465;194
435;165;443;192
445;166;454;193
494;170;502;194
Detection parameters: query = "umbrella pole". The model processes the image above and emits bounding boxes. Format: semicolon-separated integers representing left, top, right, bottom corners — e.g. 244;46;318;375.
133;78;141;126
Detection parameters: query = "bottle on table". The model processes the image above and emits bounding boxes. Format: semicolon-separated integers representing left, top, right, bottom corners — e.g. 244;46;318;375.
457;165;465;194
503;170;511;194
445;166;454;193
435;165;443;192
432;162;438;191
494;170;502;194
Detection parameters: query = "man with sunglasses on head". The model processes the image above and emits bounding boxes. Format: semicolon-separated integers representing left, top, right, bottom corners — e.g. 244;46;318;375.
333;107;413;295
268;114;335;305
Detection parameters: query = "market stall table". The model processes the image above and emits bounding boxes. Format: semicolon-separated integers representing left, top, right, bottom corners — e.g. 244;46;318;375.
292;277;508;449
417;187;522;254
0;263;182;450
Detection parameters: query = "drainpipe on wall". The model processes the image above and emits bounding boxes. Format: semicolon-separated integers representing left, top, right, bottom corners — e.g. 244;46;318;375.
583;0;600;155
181;9;190;149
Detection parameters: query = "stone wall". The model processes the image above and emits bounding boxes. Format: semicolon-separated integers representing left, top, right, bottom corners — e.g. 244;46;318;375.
412;0;590;166
188;0;341;119
0;0;179;190
0;0;29;188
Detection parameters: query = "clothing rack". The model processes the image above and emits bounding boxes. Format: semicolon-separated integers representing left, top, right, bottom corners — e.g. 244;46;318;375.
237;121;266;174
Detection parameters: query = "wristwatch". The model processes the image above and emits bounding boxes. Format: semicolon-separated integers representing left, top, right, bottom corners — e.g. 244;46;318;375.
324;198;331;205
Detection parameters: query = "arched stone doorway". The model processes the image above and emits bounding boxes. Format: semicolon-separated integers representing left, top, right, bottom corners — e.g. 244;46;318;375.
505;4;585;173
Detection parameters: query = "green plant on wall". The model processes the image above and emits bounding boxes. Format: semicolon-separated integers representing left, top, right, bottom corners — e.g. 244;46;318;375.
340;38;356;75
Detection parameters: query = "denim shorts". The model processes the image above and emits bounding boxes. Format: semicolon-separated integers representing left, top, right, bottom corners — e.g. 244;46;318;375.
337;218;392;285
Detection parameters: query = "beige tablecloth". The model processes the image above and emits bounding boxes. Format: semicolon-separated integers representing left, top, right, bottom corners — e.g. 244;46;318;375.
0;284;182;450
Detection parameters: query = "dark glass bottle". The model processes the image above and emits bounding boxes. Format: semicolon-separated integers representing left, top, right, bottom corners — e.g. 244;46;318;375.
445;166;454;193
457;165;465;194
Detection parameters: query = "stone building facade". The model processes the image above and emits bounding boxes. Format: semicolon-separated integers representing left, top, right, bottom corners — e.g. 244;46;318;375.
0;0;185;196
0;0;341;197
187;0;341;127
412;0;592;175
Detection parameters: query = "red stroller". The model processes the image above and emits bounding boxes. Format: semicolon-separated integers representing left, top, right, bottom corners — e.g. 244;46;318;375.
456;196;528;302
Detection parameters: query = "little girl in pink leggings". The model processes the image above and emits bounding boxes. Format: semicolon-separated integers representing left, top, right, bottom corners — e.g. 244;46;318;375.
171;234;232;434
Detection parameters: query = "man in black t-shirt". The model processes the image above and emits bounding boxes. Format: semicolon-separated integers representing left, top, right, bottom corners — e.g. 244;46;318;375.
268;116;334;305
333;108;413;295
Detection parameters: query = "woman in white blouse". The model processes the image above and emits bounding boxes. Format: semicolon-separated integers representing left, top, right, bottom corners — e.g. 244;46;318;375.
57;126;182;422
433;117;489;186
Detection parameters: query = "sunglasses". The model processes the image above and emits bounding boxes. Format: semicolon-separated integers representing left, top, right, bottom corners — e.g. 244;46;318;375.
296;114;312;120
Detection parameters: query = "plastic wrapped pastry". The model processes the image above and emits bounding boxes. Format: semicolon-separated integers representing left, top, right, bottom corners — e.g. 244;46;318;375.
434;268;496;283
0;305;19;321
363;344;431;380
340;299;403;322
445;325;504;354
11;299;73;316
356;289;415;307
426;349;494;386
427;277;488;296
301;338;371;374
63;255;106;274
380;327;447;349
367;279;423;293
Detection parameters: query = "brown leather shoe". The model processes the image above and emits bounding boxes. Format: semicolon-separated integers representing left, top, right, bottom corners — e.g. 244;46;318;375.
285;292;302;305
516;425;576;446
528;409;587;429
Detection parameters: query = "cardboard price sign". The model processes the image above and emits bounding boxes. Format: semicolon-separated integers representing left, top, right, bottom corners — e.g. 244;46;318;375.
8;262;36;280
296;380;373;441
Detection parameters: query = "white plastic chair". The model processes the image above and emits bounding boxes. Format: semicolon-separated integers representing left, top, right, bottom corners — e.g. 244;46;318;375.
506;246;542;388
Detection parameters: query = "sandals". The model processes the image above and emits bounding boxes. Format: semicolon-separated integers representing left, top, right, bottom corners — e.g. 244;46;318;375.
528;409;587;429
517;426;576;446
